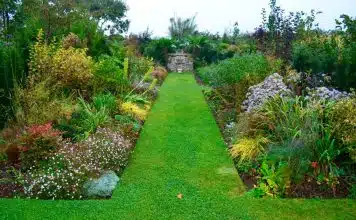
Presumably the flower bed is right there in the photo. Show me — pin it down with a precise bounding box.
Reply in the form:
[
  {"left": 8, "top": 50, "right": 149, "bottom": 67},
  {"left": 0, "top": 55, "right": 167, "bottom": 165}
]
[
  {"left": 0, "top": 32, "right": 168, "bottom": 200},
  {"left": 199, "top": 67, "right": 356, "bottom": 198}
]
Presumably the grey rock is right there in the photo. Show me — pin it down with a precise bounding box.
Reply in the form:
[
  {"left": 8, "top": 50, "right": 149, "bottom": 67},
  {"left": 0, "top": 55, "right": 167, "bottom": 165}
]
[{"left": 83, "top": 171, "right": 119, "bottom": 198}]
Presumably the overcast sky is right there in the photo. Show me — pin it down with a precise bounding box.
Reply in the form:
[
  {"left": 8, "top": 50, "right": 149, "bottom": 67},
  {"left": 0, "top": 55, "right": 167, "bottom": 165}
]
[{"left": 125, "top": 0, "right": 356, "bottom": 37}]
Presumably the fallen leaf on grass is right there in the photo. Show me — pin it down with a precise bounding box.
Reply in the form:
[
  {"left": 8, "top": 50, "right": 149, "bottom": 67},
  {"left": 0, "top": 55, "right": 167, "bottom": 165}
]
[{"left": 177, "top": 193, "right": 183, "bottom": 199}]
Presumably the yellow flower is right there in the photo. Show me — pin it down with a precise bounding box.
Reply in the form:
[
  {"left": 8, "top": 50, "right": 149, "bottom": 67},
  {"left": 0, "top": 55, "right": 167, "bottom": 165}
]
[{"left": 120, "top": 102, "right": 150, "bottom": 121}]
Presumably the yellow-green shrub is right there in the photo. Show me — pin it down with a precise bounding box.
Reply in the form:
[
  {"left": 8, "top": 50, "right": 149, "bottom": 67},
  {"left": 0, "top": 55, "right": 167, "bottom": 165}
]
[
  {"left": 120, "top": 101, "right": 150, "bottom": 121},
  {"left": 29, "top": 30, "right": 93, "bottom": 90},
  {"left": 52, "top": 47, "right": 93, "bottom": 89},
  {"left": 13, "top": 80, "right": 74, "bottom": 125},
  {"left": 28, "top": 29, "right": 56, "bottom": 83},
  {"left": 329, "top": 98, "right": 356, "bottom": 161}
]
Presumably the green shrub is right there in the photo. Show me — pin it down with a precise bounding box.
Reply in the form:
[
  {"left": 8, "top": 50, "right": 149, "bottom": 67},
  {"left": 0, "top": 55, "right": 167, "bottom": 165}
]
[
  {"left": 128, "top": 56, "right": 154, "bottom": 83},
  {"left": 292, "top": 23, "right": 356, "bottom": 90},
  {"left": 92, "top": 55, "right": 130, "bottom": 94},
  {"left": 329, "top": 98, "right": 356, "bottom": 162},
  {"left": 143, "top": 38, "right": 175, "bottom": 66},
  {"left": 233, "top": 96, "right": 355, "bottom": 197},
  {"left": 197, "top": 54, "right": 282, "bottom": 111},
  {"left": 197, "top": 54, "right": 271, "bottom": 87},
  {"left": 13, "top": 80, "right": 75, "bottom": 126},
  {"left": 254, "top": 160, "right": 291, "bottom": 197},
  {"left": 56, "top": 98, "right": 109, "bottom": 141},
  {"left": 292, "top": 35, "right": 339, "bottom": 74},
  {"left": 259, "top": 96, "right": 321, "bottom": 142},
  {"left": 92, "top": 93, "right": 117, "bottom": 115},
  {"left": 313, "top": 129, "right": 341, "bottom": 186},
  {"left": 349, "top": 184, "right": 356, "bottom": 199}
]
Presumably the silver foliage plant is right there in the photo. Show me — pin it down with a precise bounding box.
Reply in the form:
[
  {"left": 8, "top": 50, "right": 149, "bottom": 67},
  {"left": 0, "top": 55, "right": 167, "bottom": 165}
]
[{"left": 242, "top": 73, "right": 292, "bottom": 112}]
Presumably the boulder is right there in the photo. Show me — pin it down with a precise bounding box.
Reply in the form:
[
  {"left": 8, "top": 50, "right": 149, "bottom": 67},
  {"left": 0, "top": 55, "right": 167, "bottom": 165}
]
[{"left": 83, "top": 171, "right": 119, "bottom": 198}]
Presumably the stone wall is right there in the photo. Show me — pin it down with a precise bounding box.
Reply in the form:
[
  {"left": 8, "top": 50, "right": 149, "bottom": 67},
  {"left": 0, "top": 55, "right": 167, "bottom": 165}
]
[{"left": 167, "top": 52, "right": 193, "bottom": 72}]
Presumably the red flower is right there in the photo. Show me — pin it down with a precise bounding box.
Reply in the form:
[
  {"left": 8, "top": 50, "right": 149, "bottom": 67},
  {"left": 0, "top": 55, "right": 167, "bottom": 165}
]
[
  {"left": 311, "top": 161, "right": 318, "bottom": 169},
  {"left": 27, "top": 122, "right": 61, "bottom": 138}
]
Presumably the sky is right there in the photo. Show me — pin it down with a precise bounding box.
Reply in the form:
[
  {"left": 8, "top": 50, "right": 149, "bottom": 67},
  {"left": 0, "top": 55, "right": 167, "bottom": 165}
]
[{"left": 124, "top": 0, "right": 356, "bottom": 37}]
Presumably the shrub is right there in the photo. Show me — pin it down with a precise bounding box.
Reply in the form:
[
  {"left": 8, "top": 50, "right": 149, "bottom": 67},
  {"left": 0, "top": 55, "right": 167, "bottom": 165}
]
[
  {"left": 120, "top": 101, "right": 150, "bottom": 121},
  {"left": 128, "top": 56, "right": 154, "bottom": 83},
  {"left": 151, "top": 66, "right": 168, "bottom": 83},
  {"left": 12, "top": 80, "right": 75, "bottom": 125},
  {"left": 292, "top": 35, "right": 339, "bottom": 74},
  {"left": 233, "top": 95, "right": 355, "bottom": 196},
  {"left": 56, "top": 98, "right": 109, "bottom": 141},
  {"left": 92, "top": 55, "right": 130, "bottom": 94},
  {"left": 92, "top": 93, "right": 118, "bottom": 115},
  {"left": 197, "top": 54, "right": 282, "bottom": 111},
  {"left": 197, "top": 54, "right": 272, "bottom": 87},
  {"left": 5, "top": 123, "right": 62, "bottom": 170},
  {"left": 313, "top": 129, "right": 341, "bottom": 186},
  {"left": 29, "top": 30, "right": 94, "bottom": 91},
  {"left": 254, "top": 161, "right": 291, "bottom": 197},
  {"left": 259, "top": 96, "right": 321, "bottom": 143},
  {"left": 329, "top": 98, "right": 356, "bottom": 162},
  {"left": 143, "top": 38, "right": 175, "bottom": 65},
  {"left": 292, "top": 28, "right": 356, "bottom": 90},
  {"left": 51, "top": 46, "right": 93, "bottom": 89}
]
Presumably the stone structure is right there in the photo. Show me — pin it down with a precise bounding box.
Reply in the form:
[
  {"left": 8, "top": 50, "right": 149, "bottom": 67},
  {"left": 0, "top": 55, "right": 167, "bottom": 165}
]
[{"left": 167, "top": 52, "right": 193, "bottom": 72}]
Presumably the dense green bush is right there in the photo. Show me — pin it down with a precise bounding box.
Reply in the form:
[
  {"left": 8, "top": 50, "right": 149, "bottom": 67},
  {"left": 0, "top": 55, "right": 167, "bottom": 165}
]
[
  {"left": 292, "top": 35, "right": 339, "bottom": 74},
  {"left": 292, "top": 15, "right": 356, "bottom": 90},
  {"left": 197, "top": 54, "right": 279, "bottom": 87},
  {"left": 128, "top": 56, "right": 154, "bottom": 83},
  {"left": 197, "top": 54, "right": 282, "bottom": 112},
  {"left": 92, "top": 55, "right": 130, "bottom": 94},
  {"left": 143, "top": 38, "right": 175, "bottom": 66}
]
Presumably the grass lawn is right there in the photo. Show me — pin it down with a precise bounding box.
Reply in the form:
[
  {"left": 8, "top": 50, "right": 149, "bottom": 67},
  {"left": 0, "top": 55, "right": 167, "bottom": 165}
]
[{"left": 1, "top": 73, "right": 355, "bottom": 220}]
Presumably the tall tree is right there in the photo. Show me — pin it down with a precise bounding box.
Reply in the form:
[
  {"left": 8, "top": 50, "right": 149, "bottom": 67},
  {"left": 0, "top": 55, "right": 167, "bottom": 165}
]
[
  {"left": 0, "top": 0, "right": 20, "bottom": 40},
  {"left": 168, "top": 15, "right": 198, "bottom": 41},
  {"left": 85, "top": 0, "right": 129, "bottom": 34}
]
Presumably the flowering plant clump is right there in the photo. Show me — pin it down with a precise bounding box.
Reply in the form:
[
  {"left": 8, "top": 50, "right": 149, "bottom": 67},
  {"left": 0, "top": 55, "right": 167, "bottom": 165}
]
[
  {"left": 24, "top": 153, "right": 87, "bottom": 199},
  {"left": 58, "top": 127, "right": 132, "bottom": 175},
  {"left": 305, "top": 87, "right": 352, "bottom": 101},
  {"left": 26, "top": 122, "right": 61, "bottom": 138},
  {"left": 23, "top": 127, "right": 132, "bottom": 199},
  {"left": 20, "top": 123, "right": 62, "bottom": 170},
  {"left": 242, "top": 73, "right": 292, "bottom": 112}
]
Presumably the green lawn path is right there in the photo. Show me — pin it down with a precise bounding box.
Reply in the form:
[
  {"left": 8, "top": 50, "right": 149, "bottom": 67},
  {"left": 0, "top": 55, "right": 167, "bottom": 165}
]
[{"left": 1, "top": 73, "right": 355, "bottom": 219}]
